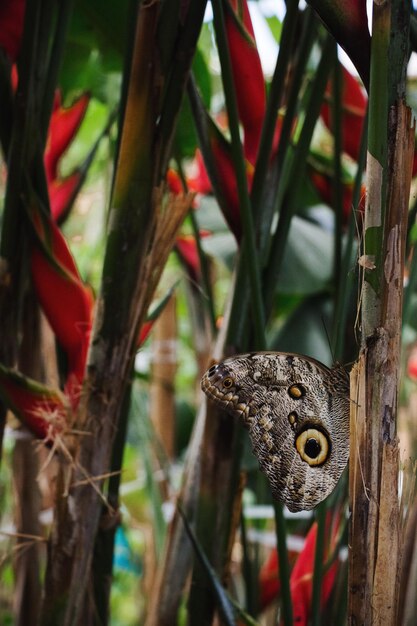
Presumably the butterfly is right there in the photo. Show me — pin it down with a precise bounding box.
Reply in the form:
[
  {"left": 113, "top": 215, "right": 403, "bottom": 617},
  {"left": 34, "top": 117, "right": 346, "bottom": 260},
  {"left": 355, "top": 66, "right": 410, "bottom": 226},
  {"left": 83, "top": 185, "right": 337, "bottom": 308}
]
[{"left": 201, "top": 352, "right": 350, "bottom": 512}]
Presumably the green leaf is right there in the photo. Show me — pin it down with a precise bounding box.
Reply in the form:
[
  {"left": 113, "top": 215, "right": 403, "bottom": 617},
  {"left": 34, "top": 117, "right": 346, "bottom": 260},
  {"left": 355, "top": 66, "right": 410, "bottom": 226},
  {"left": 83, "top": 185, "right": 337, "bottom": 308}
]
[
  {"left": 266, "top": 15, "right": 282, "bottom": 42},
  {"left": 270, "top": 294, "right": 334, "bottom": 366},
  {"left": 277, "top": 214, "right": 333, "bottom": 295},
  {"left": 174, "top": 48, "right": 211, "bottom": 159}
]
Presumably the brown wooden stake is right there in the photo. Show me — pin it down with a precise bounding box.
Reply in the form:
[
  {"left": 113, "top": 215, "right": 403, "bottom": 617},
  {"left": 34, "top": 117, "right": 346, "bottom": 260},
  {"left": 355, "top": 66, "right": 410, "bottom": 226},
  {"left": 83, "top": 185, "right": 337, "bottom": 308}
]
[
  {"left": 150, "top": 294, "right": 177, "bottom": 460},
  {"left": 348, "top": 102, "right": 415, "bottom": 625},
  {"left": 12, "top": 433, "right": 42, "bottom": 626}
]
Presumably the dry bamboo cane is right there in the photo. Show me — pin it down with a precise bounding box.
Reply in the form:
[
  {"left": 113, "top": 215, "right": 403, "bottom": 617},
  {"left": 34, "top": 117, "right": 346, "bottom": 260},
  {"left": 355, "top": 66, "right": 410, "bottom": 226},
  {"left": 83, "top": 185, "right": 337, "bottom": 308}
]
[{"left": 349, "top": 102, "right": 415, "bottom": 625}]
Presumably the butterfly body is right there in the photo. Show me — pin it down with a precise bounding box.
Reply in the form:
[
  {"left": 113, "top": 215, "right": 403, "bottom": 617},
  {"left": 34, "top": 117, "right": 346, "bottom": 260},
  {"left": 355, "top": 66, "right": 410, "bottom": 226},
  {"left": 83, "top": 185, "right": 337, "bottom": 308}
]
[{"left": 201, "top": 352, "right": 350, "bottom": 512}]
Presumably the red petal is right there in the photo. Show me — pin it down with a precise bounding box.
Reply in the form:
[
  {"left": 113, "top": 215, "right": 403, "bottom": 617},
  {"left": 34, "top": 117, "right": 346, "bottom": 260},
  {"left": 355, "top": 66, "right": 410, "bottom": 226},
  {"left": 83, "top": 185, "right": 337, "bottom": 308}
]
[
  {"left": 225, "top": 0, "right": 265, "bottom": 164},
  {"left": 258, "top": 543, "right": 300, "bottom": 610},
  {"left": 321, "top": 66, "right": 367, "bottom": 161},
  {"left": 44, "top": 93, "right": 90, "bottom": 181},
  {"left": 166, "top": 169, "right": 183, "bottom": 194},
  {"left": 0, "top": 366, "right": 65, "bottom": 440},
  {"left": 175, "top": 234, "right": 204, "bottom": 283},
  {"left": 289, "top": 513, "right": 340, "bottom": 624},
  {"left": 138, "top": 320, "right": 154, "bottom": 347},
  {"left": 210, "top": 132, "right": 254, "bottom": 241},
  {"left": 188, "top": 149, "right": 212, "bottom": 195},
  {"left": 30, "top": 217, "right": 92, "bottom": 399},
  {"left": 408, "top": 346, "right": 417, "bottom": 380},
  {"left": 0, "top": 0, "right": 25, "bottom": 61},
  {"left": 49, "top": 171, "right": 82, "bottom": 222},
  {"left": 259, "top": 549, "right": 281, "bottom": 609}
]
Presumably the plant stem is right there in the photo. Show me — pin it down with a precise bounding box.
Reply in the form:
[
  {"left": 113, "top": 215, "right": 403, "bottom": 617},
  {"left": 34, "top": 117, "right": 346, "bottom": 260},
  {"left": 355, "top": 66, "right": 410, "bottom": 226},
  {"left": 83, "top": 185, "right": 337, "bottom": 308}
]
[
  {"left": 264, "top": 33, "right": 334, "bottom": 314},
  {"left": 333, "top": 108, "right": 368, "bottom": 362},
  {"left": 273, "top": 503, "right": 293, "bottom": 626},
  {"left": 211, "top": 0, "right": 266, "bottom": 349},
  {"left": 311, "top": 502, "right": 326, "bottom": 626},
  {"left": 330, "top": 47, "right": 343, "bottom": 359},
  {"left": 250, "top": 0, "right": 300, "bottom": 215}
]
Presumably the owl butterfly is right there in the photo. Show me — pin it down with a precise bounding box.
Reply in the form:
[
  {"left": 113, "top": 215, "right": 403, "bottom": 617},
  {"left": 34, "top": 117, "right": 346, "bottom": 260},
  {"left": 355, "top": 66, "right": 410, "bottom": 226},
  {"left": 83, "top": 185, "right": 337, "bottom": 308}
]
[{"left": 201, "top": 352, "right": 350, "bottom": 512}]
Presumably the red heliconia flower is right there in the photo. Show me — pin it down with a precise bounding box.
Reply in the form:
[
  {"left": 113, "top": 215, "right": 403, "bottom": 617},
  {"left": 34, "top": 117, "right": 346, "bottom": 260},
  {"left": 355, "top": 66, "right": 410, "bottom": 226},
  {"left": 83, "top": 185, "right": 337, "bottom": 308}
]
[
  {"left": 258, "top": 544, "right": 299, "bottom": 611},
  {"left": 136, "top": 290, "right": 178, "bottom": 348},
  {"left": 44, "top": 93, "right": 90, "bottom": 224},
  {"left": 321, "top": 65, "right": 367, "bottom": 162},
  {"left": 166, "top": 168, "right": 183, "bottom": 195},
  {"left": 49, "top": 171, "right": 83, "bottom": 223},
  {"left": 306, "top": 0, "right": 370, "bottom": 89},
  {"left": 29, "top": 209, "right": 93, "bottom": 407},
  {"left": 0, "top": 365, "right": 66, "bottom": 441},
  {"left": 259, "top": 548, "right": 281, "bottom": 610},
  {"left": 138, "top": 321, "right": 154, "bottom": 347},
  {"left": 188, "top": 149, "right": 212, "bottom": 195},
  {"left": 289, "top": 513, "right": 340, "bottom": 625},
  {"left": 225, "top": 0, "right": 266, "bottom": 164},
  {"left": 408, "top": 345, "right": 417, "bottom": 380},
  {"left": 44, "top": 93, "right": 90, "bottom": 182},
  {"left": 175, "top": 231, "right": 211, "bottom": 283},
  {"left": 209, "top": 126, "right": 254, "bottom": 241},
  {"left": 0, "top": 0, "right": 25, "bottom": 61}
]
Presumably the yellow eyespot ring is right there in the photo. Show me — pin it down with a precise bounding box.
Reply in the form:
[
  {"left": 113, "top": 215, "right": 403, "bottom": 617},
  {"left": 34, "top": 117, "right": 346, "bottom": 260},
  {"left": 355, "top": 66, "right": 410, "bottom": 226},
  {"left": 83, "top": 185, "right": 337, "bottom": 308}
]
[
  {"left": 295, "top": 427, "right": 330, "bottom": 466},
  {"left": 222, "top": 377, "right": 233, "bottom": 389},
  {"left": 288, "top": 384, "right": 305, "bottom": 399}
]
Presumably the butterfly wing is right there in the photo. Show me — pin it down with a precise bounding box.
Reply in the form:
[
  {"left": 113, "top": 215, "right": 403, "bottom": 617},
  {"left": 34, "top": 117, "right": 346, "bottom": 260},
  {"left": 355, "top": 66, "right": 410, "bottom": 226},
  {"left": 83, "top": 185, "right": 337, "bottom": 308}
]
[{"left": 201, "top": 352, "right": 350, "bottom": 511}]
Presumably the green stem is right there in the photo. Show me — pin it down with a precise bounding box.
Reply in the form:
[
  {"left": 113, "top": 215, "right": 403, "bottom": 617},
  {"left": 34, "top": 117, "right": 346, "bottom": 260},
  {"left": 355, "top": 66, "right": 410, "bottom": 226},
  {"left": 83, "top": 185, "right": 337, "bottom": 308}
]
[
  {"left": 330, "top": 47, "right": 343, "bottom": 359},
  {"left": 250, "top": 0, "right": 300, "bottom": 214},
  {"left": 175, "top": 156, "right": 217, "bottom": 333},
  {"left": 264, "top": 33, "right": 334, "bottom": 314},
  {"left": 273, "top": 503, "right": 293, "bottom": 626},
  {"left": 333, "top": 108, "right": 368, "bottom": 361},
  {"left": 211, "top": 0, "right": 266, "bottom": 349},
  {"left": 92, "top": 378, "right": 132, "bottom": 626},
  {"left": 311, "top": 502, "right": 326, "bottom": 626},
  {"left": 156, "top": 0, "right": 208, "bottom": 177},
  {"left": 40, "top": 0, "right": 74, "bottom": 144},
  {"left": 258, "top": 7, "right": 318, "bottom": 254},
  {"left": 240, "top": 512, "right": 257, "bottom": 616},
  {"left": 403, "top": 243, "right": 417, "bottom": 327}
]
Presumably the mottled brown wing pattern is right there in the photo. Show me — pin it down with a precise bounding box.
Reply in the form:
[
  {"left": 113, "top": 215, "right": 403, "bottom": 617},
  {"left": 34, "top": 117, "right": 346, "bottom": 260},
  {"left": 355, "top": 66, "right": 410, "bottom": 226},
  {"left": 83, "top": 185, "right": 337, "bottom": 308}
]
[{"left": 201, "top": 352, "right": 350, "bottom": 512}]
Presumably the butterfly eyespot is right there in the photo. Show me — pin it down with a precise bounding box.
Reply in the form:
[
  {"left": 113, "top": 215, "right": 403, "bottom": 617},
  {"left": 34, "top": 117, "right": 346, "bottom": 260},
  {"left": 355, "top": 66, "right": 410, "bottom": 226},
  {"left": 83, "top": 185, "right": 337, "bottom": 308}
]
[
  {"left": 222, "top": 377, "right": 234, "bottom": 389},
  {"left": 295, "top": 427, "right": 330, "bottom": 466},
  {"left": 288, "top": 384, "right": 305, "bottom": 399}
]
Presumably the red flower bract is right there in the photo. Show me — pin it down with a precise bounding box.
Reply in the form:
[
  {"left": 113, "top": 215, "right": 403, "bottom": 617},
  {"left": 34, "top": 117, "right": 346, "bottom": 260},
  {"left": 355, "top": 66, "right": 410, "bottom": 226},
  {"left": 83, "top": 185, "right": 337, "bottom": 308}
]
[
  {"left": 225, "top": 0, "right": 266, "bottom": 164},
  {"left": 44, "top": 93, "right": 90, "bottom": 183},
  {"left": 321, "top": 65, "right": 367, "bottom": 161},
  {"left": 289, "top": 513, "right": 340, "bottom": 625},
  {"left": 49, "top": 171, "right": 83, "bottom": 223},
  {"left": 0, "top": 365, "right": 66, "bottom": 441},
  {"left": 29, "top": 213, "right": 93, "bottom": 406}
]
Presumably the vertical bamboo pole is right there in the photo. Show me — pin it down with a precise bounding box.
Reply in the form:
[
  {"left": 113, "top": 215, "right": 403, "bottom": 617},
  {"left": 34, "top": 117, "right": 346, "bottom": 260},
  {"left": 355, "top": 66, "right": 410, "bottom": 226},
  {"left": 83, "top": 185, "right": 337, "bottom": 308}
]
[
  {"left": 12, "top": 434, "right": 42, "bottom": 625},
  {"left": 150, "top": 295, "right": 177, "bottom": 460},
  {"left": 348, "top": 2, "right": 414, "bottom": 623}
]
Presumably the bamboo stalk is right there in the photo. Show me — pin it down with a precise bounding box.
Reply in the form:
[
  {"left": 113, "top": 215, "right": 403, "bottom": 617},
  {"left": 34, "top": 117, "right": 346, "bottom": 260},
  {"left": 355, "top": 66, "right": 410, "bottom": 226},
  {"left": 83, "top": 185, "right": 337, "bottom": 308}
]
[
  {"left": 39, "top": 1, "right": 203, "bottom": 621},
  {"left": 349, "top": 69, "right": 414, "bottom": 626},
  {"left": 150, "top": 295, "right": 177, "bottom": 460},
  {"left": 211, "top": 0, "right": 266, "bottom": 348}
]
